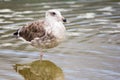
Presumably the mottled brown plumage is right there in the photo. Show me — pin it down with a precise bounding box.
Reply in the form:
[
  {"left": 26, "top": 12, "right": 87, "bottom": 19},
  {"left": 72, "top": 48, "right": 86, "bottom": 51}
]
[{"left": 19, "top": 20, "right": 45, "bottom": 41}]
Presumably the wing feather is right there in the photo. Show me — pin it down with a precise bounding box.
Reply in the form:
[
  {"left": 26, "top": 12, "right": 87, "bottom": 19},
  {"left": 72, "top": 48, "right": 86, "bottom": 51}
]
[{"left": 19, "top": 20, "right": 46, "bottom": 41}]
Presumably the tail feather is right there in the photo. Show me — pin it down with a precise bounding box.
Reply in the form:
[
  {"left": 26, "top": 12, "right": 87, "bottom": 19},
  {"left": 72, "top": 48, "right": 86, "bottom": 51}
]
[{"left": 13, "top": 30, "right": 19, "bottom": 38}]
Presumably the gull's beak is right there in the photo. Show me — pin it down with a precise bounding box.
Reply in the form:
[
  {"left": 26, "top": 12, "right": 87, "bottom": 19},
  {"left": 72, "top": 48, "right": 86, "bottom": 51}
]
[
  {"left": 62, "top": 17, "right": 67, "bottom": 22},
  {"left": 63, "top": 18, "right": 67, "bottom": 22}
]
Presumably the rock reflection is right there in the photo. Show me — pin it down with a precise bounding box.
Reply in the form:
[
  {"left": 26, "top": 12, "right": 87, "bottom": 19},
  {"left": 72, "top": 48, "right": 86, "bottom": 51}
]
[{"left": 14, "top": 60, "right": 64, "bottom": 80}]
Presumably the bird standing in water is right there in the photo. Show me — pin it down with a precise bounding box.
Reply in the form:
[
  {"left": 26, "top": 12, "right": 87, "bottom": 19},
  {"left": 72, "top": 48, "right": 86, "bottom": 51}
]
[{"left": 13, "top": 9, "right": 67, "bottom": 60}]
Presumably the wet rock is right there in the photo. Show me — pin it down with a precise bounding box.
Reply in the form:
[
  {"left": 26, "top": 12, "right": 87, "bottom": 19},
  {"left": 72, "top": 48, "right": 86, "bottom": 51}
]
[{"left": 14, "top": 60, "right": 64, "bottom": 80}]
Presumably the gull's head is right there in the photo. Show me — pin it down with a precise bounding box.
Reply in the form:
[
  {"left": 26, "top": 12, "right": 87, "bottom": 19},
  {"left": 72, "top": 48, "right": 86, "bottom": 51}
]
[{"left": 45, "top": 9, "right": 66, "bottom": 23}]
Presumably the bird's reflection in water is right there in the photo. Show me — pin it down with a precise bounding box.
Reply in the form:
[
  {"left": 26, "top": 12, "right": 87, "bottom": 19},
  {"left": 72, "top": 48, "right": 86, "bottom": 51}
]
[{"left": 14, "top": 60, "right": 64, "bottom": 80}]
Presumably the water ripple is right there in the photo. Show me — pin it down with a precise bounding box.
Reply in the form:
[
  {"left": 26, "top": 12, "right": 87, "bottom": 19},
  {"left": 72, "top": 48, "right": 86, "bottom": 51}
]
[{"left": 0, "top": 0, "right": 120, "bottom": 80}]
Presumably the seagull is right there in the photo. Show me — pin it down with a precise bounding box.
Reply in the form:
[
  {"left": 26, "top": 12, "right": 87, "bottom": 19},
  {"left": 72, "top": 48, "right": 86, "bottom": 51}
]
[{"left": 13, "top": 9, "right": 67, "bottom": 60}]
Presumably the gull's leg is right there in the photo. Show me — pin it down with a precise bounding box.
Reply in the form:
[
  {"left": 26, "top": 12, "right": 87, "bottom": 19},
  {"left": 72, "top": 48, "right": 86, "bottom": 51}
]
[{"left": 40, "top": 49, "right": 43, "bottom": 61}]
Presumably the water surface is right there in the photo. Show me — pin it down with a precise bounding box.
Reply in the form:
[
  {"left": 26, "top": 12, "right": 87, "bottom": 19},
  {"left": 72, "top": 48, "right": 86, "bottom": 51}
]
[{"left": 0, "top": 0, "right": 120, "bottom": 80}]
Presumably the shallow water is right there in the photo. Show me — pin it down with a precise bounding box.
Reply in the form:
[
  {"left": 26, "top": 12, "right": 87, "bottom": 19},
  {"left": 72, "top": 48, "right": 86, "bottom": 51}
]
[{"left": 0, "top": 0, "right": 120, "bottom": 80}]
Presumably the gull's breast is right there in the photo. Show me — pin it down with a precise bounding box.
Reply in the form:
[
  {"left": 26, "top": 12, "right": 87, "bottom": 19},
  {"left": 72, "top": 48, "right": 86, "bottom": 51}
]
[
  {"left": 31, "top": 22, "right": 66, "bottom": 49},
  {"left": 30, "top": 34, "right": 60, "bottom": 49}
]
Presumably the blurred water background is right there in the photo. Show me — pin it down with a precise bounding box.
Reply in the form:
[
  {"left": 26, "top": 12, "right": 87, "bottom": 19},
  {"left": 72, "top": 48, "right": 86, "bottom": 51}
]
[{"left": 0, "top": 0, "right": 120, "bottom": 80}]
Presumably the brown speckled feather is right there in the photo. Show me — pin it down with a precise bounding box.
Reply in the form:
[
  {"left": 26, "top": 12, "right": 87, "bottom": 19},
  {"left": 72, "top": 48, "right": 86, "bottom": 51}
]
[{"left": 19, "top": 20, "right": 46, "bottom": 41}]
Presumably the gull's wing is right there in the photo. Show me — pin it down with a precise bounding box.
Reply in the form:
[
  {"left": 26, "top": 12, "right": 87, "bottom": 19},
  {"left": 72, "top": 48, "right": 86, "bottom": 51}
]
[{"left": 14, "top": 20, "right": 46, "bottom": 41}]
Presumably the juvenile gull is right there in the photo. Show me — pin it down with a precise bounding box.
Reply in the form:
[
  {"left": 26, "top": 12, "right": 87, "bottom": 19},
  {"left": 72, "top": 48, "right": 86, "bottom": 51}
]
[{"left": 13, "top": 9, "right": 67, "bottom": 60}]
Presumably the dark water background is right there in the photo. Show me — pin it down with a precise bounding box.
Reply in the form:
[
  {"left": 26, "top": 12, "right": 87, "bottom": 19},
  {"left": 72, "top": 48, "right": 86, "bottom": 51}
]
[{"left": 0, "top": 0, "right": 120, "bottom": 80}]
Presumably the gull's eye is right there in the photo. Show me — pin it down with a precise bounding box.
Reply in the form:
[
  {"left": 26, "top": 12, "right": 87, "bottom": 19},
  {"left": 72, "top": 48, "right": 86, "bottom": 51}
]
[{"left": 51, "top": 12, "right": 56, "bottom": 16}]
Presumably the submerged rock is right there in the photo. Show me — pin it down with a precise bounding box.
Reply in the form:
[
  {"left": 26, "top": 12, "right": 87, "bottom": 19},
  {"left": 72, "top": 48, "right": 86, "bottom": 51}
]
[{"left": 14, "top": 60, "right": 64, "bottom": 80}]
